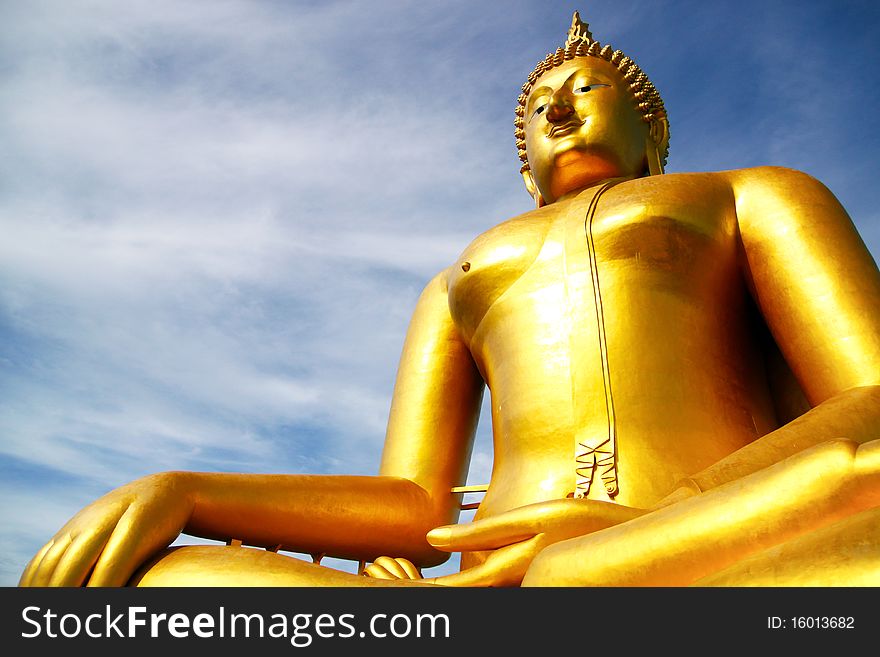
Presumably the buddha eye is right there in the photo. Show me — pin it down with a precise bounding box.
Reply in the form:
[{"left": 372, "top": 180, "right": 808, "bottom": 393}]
[
  {"left": 531, "top": 104, "right": 547, "bottom": 119},
  {"left": 574, "top": 83, "right": 609, "bottom": 94}
]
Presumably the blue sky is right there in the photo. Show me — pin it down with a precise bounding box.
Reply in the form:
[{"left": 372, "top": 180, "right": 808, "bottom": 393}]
[{"left": 1, "top": 0, "right": 878, "bottom": 585}]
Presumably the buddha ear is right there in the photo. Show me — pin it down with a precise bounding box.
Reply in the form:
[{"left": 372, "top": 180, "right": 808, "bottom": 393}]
[
  {"left": 521, "top": 170, "right": 546, "bottom": 208},
  {"left": 646, "top": 115, "right": 669, "bottom": 176}
]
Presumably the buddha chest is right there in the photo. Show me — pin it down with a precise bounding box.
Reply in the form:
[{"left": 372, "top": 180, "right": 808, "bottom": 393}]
[{"left": 447, "top": 173, "right": 739, "bottom": 351}]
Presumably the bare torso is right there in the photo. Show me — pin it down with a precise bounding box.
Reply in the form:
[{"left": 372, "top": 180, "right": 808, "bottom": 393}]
[{"left": 448, "top": 171, "right": 780, "bottom": 521}]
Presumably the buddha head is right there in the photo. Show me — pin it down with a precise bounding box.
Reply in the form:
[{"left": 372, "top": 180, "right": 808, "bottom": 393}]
[{"left": 516, "top": 12, "right": 670, "bottom": 206}]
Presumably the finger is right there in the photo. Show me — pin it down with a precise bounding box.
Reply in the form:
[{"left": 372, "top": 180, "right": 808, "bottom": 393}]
[
  {"left": 363, "top": 563, "right": 396, "bottom": 579},
  {"left": 373, "top": 556, "right": 410, "bottom": 579},
  {"left": 396, "top": 558, "right": 422, "bottom": 579},
  {"left": 87, "top": 505, "right": 146, "bottom": 587},
  {"left": 29, "top": 533, "right": 73, "bottom": 587},
  {"left": 428, "top": 498, "right": 648, "bottom": 552},
  {"left": 48, "top": 526, "right": 113, "bottom": 587},
  {"left": 427, "top": 514, "right": 537, "bottom": 551},
  {"left": 88, "top": 499, "right": 188, "bottom": 587},
  {"left": 19, "top": 540, "right": 56, "bottom": 587},
  {"left": 425, "top": 501, "right": 581, "bottom": 550}
]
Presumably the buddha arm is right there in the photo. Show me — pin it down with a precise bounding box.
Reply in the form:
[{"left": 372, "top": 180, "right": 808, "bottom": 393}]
[
  {"left": 180, "top": 473, "right": 454, "bottom": 565},
  {"left": 672, "top": 166, "right": 880, "bottom": 497},
  {"left": 181, "top": 269, "right": 480, "bottom": 560},
  {"left": 185, "top": 269, "right": 484, "bottom": 565}
]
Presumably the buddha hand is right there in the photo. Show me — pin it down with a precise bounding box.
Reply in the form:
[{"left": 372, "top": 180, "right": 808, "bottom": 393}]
[
  {"left": 366, "top": 498, "right": 645, "bottom": 586},
  {"left": 363, "top": 556, "right": 423, "bottom": 580},
  {"left": 19, "top": 472, "right": 194, "bottom": 587}
]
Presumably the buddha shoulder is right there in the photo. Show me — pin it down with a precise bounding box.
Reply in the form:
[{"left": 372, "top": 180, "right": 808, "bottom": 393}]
[
  {"left": 698, "top": 165, "right": 827, "bottom": 206},
  {"left": 717, "top": 165, "right": 843, "bottom": 231}
]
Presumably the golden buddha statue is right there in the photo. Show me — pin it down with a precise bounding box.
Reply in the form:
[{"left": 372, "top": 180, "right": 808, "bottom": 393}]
[{"left": 20, "top": 12, "right": 880, "bottom": 588}]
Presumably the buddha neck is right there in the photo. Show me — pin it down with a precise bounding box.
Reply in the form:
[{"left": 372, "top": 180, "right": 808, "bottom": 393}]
[{"left": 551, "top": 172, "right": 641, "bottom": 205}]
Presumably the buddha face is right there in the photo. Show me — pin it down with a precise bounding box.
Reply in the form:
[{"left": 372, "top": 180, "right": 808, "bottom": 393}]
[{"left": 524, "top": 57, "right": 650, "bottom": 204}]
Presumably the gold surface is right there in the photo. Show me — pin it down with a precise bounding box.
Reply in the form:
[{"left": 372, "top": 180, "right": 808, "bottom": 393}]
[{"left": 20, "top": 12, "right": 880, "bottom": 587}]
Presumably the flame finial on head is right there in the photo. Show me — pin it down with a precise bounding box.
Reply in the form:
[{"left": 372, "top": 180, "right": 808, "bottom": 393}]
[{"left": 566, "top": 11, "right": 593, "bottom": 46}]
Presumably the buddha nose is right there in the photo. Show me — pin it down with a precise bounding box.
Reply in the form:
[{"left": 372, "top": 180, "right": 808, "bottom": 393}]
[{"left": 546, "top": 88, "right": 575, "bottom": 122}]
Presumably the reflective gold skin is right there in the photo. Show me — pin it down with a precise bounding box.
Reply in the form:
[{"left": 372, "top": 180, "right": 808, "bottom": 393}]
[{"left": 20, "top": 55, "right": 880, "bottom": 588}]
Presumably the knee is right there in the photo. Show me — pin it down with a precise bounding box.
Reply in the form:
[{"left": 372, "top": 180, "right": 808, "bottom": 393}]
[{"left": 854, "top": 439, "right": 880, "bottom": 505}]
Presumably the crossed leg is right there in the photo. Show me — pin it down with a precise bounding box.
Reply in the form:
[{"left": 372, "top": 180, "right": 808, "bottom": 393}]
[
  {"left": 132, "top": 545, "right": 436, "bottom": 587},
  {"left": 694, "top": 506, "right": 880, "bottom": 585}
]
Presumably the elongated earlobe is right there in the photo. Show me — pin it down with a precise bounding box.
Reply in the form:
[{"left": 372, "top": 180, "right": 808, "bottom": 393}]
[
  {"left": 646, "top": 138, "right": 665, "bottom": 176},
  {"left": 646, "top": 117, "right": 669, "bottom": 176},
  {"left": 522, "top": 170, "right": 546, "bottom": 208}
]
